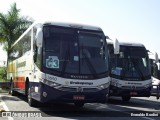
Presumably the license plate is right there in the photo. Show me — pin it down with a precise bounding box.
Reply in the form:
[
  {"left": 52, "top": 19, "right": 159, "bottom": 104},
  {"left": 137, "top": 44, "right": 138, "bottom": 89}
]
[
  {"left": 130, "top": 92, "right": 137, "bottom": 96},
  {"left": 73, "top": 95, "right": 85, "bottom": 100}
]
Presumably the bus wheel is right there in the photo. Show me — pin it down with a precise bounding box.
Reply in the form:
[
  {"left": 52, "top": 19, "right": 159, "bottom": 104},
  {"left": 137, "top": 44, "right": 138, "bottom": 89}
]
[
  {"left": 74, "top": 102, "right": 84, "bottom": 107},
  {"left": 10, "top": 81, "right": 17, "bottom": 96},
  {"left": 122, "top": 96, "right": 131, "bottom": 102},
  {"left": 28, "top": 88, "right": 37, "bottom": 107},
  {"left": 25, "top": 79, "right": 29, "bottom": 96}
]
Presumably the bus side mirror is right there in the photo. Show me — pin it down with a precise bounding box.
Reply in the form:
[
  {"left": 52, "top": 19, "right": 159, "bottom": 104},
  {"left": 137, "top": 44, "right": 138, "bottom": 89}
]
[
  {"left": 36, "top": 28, "right": 43, "bottom": 48},
  {"left": 155, "top": 52, "right": 159, "bottom": 63},
  {"left": 105, "top": 36, "right": 110, "bottom": 40},
  {"left": 113, "top": 39, "right": 120, "bottom": 54}
]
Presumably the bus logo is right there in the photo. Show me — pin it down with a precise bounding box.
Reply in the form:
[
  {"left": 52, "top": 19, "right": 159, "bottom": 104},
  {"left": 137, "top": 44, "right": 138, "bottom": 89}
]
[
  {"left": 77, "top": 87, "right": 83, "bottom": 92},
  {"left": 131, "top": 86, "right": 136, "bottom": 90}
]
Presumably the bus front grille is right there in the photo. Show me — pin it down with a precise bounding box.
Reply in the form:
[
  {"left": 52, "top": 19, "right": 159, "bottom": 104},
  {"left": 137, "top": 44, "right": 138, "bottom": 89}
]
[
  {"left": 121, "top": 86, "right": 145, "bottom": 90},
  {"left": 57, "top": 87, "right": 99, "bottom": 92},
  {"left": 58, "top": 87, "right": 77, "bottom": 92},
  {"left": 83, "top": 88, "right": 99, "bottom": 92}
]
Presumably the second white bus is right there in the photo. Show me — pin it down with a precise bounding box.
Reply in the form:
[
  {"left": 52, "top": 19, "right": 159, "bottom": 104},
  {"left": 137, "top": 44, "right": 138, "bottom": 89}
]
[
  {"left": 148, "top": 52, "right": 160, "bottom": 94},
  {"left": 107, "top": 40, "right": 152, "bottom": 101}
]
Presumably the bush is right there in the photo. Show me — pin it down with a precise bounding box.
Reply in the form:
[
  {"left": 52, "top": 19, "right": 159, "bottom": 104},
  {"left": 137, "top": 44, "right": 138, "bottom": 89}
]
[{"left": 0, "top": 67, "right": 7, "bottom": 82}]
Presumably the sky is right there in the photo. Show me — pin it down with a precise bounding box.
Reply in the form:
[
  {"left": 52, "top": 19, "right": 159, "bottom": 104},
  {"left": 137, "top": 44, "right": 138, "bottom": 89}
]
[{"left": 0, "top": 0, "right": 160, "bottom": 62}]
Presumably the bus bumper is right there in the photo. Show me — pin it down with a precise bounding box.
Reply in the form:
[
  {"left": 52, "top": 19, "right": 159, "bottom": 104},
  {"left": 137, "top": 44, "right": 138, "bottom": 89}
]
[
  {"left": 38, "top": 82, "right": 109, "bottom": 103},
  {"left": 109, "top": 85, "right": 151, "bottom": 97}
]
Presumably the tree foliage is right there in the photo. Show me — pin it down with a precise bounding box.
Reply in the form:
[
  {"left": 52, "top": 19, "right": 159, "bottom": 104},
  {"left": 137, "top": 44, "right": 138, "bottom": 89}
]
[
  {"left": 0, "top": 2, "right": 33, "bottom": 58},
  {"left": 0, "top": 67, "right": 7, "bottom": 82}
]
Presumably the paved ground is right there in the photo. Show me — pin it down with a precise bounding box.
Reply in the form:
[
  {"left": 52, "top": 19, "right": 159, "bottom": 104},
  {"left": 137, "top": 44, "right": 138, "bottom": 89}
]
[
  {"left": 0, "top": 92, "right": 160, "bottom": 120},
  {"left": 0, "top": 89, "right": 8, "bottom": 112}
]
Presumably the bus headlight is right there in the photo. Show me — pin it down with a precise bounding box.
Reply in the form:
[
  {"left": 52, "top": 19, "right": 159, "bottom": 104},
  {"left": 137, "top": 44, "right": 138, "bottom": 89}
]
[
  {"left": 98, "top": 82, "right": 110, "bottom": 90},
  {"left": 50, "top": 82, "right": 61, "bottom": 87},
  {"left": 43, "top": 79, "right": 61, "bottom": 87}
]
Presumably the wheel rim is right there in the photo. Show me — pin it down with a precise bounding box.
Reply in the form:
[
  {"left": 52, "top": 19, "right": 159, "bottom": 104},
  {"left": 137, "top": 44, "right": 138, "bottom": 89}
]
[
  {"left": 28, "top": 88, "right": 31, "bottom": 103},
  {"left": 10, "top": 82, "right": 13, "bottom": 94}
]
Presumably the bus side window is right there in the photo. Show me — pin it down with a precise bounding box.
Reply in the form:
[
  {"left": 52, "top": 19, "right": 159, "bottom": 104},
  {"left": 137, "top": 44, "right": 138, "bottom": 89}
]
[{"left": 33, "top": 27, "right": 41, "bottom": 69}]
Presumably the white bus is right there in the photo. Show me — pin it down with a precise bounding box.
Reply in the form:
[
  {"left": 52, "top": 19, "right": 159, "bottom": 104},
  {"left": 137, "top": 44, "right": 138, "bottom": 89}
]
[
  {"left": 7, "top": 21, "right": 110, "bottom": 107},
  {"left": 107, "top": 40, "right": 152, "bottom": 101},
  {"left": 148, "top": 52, "right": 160, "bottom": 94}
]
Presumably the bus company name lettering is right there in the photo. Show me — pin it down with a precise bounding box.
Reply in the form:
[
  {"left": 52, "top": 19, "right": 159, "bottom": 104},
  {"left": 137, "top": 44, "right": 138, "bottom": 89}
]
[
  {"left": 70, "top": 81, "right": 93, "bottom": 85},
  {"left": 126, "top": 82, "right": 142, "bottom": 85}
]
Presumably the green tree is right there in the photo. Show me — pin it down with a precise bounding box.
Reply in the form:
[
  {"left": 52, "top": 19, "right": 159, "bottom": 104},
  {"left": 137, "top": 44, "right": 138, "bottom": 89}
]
[{"left": 0, "top": 2, "right": 33, "bottom": 60}]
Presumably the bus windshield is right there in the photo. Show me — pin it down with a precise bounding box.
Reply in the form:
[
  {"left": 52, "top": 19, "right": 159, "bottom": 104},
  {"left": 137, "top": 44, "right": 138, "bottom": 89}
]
[
  {"left": 108, "top": 45, "right": 151, "bottom": 80},
  {"left": 43, "top": 26, "right": 108, "bottom": 78}
]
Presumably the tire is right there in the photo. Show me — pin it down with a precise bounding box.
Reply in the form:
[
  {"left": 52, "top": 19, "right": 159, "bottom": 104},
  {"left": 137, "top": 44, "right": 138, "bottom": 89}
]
[
  {"left": 28, "top": 88, "right": 37, "bottom": 107},
  {"left": 74, "top": 102, "right": 84, "bottom": 107},
  {"left": 10, "top": 80, "right": 17, "bottom": 96},
  {"left": 25, "top": 80, "right": 29, "bottom": 96},
  {"left": 122, "top": 96, "right": 131, "bottom": 102}
]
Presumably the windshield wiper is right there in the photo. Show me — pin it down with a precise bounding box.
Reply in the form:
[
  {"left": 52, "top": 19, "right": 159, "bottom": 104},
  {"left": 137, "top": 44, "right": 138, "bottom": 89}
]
[
  {"left": 120, "top": 58, "right": 128, "bottom": 80},
  {"left": 81, "top": 49, "right": 98, "bottom": 78},
  {"left": 61, "top": 46, "right": 70, "bottom": 76}
]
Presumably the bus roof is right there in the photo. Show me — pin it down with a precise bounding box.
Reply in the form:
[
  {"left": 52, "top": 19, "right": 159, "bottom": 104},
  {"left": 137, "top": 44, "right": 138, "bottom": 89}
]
[
  {"left": 12, "top": 21, "right": 103, "bottom": 47},
  {"left": 107, "top": 40, "right": 145, "bottom": 47},
  {"left": 41, "top": 21, "right": 103, "bottom": 31}
]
